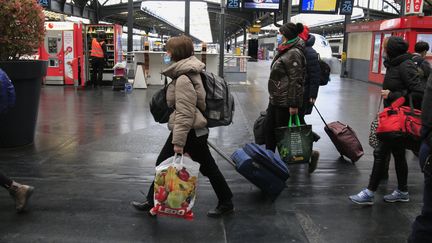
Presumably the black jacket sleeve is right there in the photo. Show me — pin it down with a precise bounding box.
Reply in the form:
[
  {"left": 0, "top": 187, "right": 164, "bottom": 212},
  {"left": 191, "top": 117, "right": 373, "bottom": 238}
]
[
  {"left": 101, "top": 42, "right": 108, "bottom": 61},
  {"left": 422, "top": 75, "right": 432, "bottom": 142},
  {"left": 421, "top": 60, "right": 431, "bottom": 81},
  {"left": 389, "top": 61, "right": 424, "bottom": 103},
  {"left": 305, "top": 47, "right": 320, "bottom": 99}
]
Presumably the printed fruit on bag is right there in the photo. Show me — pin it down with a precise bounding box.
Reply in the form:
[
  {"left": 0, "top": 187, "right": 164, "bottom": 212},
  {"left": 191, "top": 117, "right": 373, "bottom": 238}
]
[
  {"left": 155, "top": 171, "right": 166, "bottom": 186},
  {"left": 155, "top": 186, "right": 168, "bottom": 202},
  {"left": 167, "top": 190, "right": 187, "bottom": 208},
  {"left": 177, "top": 167, "right": 190, "bottom": 181}
]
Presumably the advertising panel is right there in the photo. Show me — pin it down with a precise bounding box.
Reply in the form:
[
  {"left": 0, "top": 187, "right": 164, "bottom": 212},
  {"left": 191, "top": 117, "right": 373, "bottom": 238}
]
[
  {"left": 299, "top": 0, "right": 339, "bottom": 14},
  {"left": 405, "top": 0, "right": 424, "bottom": 15},
  {"left": 243, "top": 0, "right": 280, "bottom": 11},
  {"left": 63, "top": 31, "right": 74, "bottom": 83}
]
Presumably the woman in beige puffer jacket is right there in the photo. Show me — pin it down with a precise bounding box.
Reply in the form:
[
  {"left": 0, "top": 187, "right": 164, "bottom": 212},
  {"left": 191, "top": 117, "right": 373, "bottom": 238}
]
[{"left": 131, "top": 36, "right": 233, "bottom": 217}]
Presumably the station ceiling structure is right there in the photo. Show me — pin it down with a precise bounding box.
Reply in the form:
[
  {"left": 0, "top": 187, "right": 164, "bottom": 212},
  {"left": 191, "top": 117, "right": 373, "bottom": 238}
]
[
  {"left": 41, "top": 0, "right": 432, "bottom": 43},
  {"left": 43, "top": 0, "right": 202, "bottom": 42}
]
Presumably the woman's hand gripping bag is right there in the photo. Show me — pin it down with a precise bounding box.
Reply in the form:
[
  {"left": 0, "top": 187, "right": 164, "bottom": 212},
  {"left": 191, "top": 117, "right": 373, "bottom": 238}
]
[{"left": 150, "top": 155, "right": 200, "bottom": 220}]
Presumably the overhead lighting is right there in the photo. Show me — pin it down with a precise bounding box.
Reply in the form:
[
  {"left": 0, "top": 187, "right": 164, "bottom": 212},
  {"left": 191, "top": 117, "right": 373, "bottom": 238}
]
[{"left": 256, "top": 20, "right": 261, "bottom": 23}]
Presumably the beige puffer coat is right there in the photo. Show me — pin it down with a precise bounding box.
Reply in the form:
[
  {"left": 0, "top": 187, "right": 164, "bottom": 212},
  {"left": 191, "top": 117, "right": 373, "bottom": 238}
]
[{"left": 162, "top": 56, "right": 207, "bottom": 147}]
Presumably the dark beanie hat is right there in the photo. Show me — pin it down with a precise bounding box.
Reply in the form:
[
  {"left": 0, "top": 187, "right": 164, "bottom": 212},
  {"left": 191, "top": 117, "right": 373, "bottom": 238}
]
[
  {"left": 386, "top": 36, "right": 409, "bottom": 59},
  {"left": 280, "top": 23, "right": 304, "bottom": 40}
]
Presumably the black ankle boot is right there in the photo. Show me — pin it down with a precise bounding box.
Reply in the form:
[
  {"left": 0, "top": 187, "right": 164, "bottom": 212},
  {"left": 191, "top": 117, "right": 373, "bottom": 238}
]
[
  {"left": 131, "top": 201, "right": 153, "bottom": 212},
  {"left": 207, "top": 201, "right": 234, "bottom": 218}
]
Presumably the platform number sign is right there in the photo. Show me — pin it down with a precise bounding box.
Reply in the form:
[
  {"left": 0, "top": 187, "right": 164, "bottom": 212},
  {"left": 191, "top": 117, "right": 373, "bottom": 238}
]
[
  {"left": 38, "top": 0, "right": 50, "bottom": 8},
  {"left": 340, "top": 0, "right": 354, "bottom": 15},
  {"left": 227, "top": 0, "right": 241, "bottom": 9}
]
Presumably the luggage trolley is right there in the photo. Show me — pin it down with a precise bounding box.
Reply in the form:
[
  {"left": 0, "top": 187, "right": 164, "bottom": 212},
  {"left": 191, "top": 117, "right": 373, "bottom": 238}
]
[{"left": 112, "top": 62, "right": 128, "bottom": 91}]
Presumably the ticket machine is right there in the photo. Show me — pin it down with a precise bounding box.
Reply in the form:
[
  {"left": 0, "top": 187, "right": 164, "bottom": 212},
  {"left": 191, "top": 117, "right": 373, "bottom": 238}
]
[{"left": 39, "top": 22, "right": 84, "bottom": 86}]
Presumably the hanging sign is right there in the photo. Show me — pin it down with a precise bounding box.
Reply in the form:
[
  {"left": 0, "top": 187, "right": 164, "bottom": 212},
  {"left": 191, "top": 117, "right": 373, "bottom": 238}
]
[
  {"left": 227, "top": 0, "right": 241, "bottom": 9},
  {"left": 38, "top": 0, "right": 50, "bottom": 8},
  {"left": 339, "top": 0, "right": 354, "bottom": 15},
  {"left": 405, "top": 0, "right": 424, "bottom": 15}
]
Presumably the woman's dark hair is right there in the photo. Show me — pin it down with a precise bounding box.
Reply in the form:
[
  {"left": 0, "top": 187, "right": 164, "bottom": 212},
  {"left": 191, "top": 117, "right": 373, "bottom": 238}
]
[
  {"left": 279, "top": 23, "right": 304, "bottom": 40},
  {"left": 166, "top": 35, "right": 194, "bottom": 62},
  {"left": 415, "top": 41, "right": 430, "bottom": 53}
]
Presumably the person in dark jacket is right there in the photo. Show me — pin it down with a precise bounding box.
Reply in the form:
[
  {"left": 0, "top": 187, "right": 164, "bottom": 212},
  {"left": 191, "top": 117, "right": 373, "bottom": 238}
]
[
  {"left": 409, "top": 73, "right": 432, "bottom": 242},
  {"left": 0, "top": 68, "right": 34, "bottom": 213},
  {"left": 350, "top": 36, "right": 424, "bottom": 205},
  {"left": 264, "top": 22, "right": 306, "bottom": 153},
  {"left": 298, "top": 25, "right": 320, "bottom": 117},
  {"left": 298, "top": 25, "right": 321, "bottom": 173},
  {"left": 0, "top": 172, "right": 34, "bottom": 213},
  {"left": 412, "top": 41, "right": 431, "bottom": 84}
]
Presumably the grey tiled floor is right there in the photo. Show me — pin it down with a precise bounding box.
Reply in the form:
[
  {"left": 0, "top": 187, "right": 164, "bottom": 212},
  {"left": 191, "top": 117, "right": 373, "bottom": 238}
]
[{"left": 0, "top": 61, "right": 423, "bottom": 243}]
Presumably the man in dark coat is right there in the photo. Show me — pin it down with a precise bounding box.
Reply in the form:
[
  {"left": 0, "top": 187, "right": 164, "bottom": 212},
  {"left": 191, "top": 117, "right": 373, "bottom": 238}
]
[
  {"left": 298, "top": 25, "right": 321, "bottom": 173},
  {"left": 409, "top": 72, "right": 432, "bottom": 243},
  {"left": 298, "top": 25, "right": 320, "bottom": 117},
  {"left": 412, "top": 41, "right": 431, "bottom": 84}
]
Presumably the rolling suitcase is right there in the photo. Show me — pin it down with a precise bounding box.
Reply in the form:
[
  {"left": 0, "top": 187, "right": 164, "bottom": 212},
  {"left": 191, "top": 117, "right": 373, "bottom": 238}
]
[
  {"left": 314, "top": 105, "right": 364, "bottom": 163},
  {"left": 208, "top": 141, "right": 289, "bottom": 199}
]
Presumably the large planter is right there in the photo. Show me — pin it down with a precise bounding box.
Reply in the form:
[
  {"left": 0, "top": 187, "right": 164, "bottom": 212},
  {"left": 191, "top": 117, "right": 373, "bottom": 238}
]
[{"left": 0, "top": 60, "right": 47, "bottom": 147}]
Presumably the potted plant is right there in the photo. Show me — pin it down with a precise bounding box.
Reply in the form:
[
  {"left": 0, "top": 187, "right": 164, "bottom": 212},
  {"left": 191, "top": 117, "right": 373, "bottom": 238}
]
[{"left": 0, "top": 0, "right": 47, "bottom": 147}]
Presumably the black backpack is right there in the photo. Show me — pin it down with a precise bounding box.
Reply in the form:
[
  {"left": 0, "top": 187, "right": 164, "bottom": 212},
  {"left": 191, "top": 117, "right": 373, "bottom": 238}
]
[
  {"left": 186, "top": 71, "right": 234, "bottom": 128},
  {"left": 318, "top": 58, "right": 331, "bottom": 86},
  {"left": 412, "top": 55, "right": 426, "bottom": 82}
]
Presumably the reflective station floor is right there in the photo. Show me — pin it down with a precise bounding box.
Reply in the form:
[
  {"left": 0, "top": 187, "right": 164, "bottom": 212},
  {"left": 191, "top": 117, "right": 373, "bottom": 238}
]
[{"left": 0, "top": 61, "right": 423, "bottom": 243}]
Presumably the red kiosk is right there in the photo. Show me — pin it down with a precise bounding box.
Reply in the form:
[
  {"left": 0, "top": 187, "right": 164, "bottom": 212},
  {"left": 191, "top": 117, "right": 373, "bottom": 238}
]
[
  {"left": 346, "top": 16, "right": 432, "bottom": 84},
  {"left": 39, "top": 22, "right": 85, "bottom": 86}
]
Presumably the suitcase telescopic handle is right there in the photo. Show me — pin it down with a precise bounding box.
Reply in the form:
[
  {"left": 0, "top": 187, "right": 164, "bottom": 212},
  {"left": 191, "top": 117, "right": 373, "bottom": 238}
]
[
  {"left": 313, "top": 104, "right": 330, "bottom": 129},
  {"left": 207, "top": 141, "right": 236, "bottom": 168}
]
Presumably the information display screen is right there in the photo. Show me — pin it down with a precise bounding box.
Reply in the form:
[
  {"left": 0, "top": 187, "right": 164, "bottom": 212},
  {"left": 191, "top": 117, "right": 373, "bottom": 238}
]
[
  {"left": 243, "top": 0, "right": 281, "bottom": 11},
  {"left": 339, "top": 0, "right": 354, "bottom": 15},
  {"left": 299, "top": 0, "right": 339, "bottom": 14},
  {"left": 227, "top": 0, "right": 241, "bottom": 9}
]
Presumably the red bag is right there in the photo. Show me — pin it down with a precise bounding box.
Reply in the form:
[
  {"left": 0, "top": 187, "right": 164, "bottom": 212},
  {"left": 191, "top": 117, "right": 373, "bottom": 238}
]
[{"left": 376, "top": 96, "right": 422, "bottom": 141}]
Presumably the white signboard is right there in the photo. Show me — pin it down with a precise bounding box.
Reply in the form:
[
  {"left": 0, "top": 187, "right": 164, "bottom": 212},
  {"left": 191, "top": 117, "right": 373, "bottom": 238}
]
[
  {"left": 63, "top": 31, "right": 74, "bottom": 81},
  {"left": 405, "top": 0, "right": 424, "bottom": 15}
]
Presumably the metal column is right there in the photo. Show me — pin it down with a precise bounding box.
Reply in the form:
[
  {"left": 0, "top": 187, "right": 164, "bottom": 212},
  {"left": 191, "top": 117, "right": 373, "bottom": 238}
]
[
  {"left": 287, "top": 0, "right": 292, "bottom": 23},
  {"left": 185, "top": 0, "right": 190, "bottom": 36},
  {"left": 127, "top": 0, "right": 134, "bottom": 78},
  {"left": 340, "top": 15, "right": 351, "bottom": 78},
  {"left": 243, "top": 27, "right": 247, "bottom": 55},
  {"left": 218, "top": 1, "right": 225, "bottom": 77},
  {"left": 400, "top": 0, "right": 405, "bottom": 16},
  {"left": 282, "top": 0, "right": 288, "bottom": 24}
]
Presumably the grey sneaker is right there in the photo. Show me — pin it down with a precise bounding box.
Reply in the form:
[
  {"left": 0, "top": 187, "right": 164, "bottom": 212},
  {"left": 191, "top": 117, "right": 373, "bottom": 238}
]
[
  {"left": 349, "top": 189, "right": 374, "bottom": 205},
  {"left": 383, "top": 189, "right": 409, "bottom": 203}
]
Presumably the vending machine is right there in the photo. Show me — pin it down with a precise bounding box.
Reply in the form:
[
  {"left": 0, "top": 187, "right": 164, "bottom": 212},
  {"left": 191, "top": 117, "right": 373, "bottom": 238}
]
[
  {"left": 85, "top": 24, "right": 123, "bottom": 84},
  {"left": 39, "top": 22, "right": 85, "bottom": 86}
]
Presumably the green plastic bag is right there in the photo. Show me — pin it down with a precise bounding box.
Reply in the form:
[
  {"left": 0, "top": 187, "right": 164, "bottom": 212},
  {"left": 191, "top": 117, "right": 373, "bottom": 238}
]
[{"left": 275, "top": 115, "right": 313, "bottom": 164}]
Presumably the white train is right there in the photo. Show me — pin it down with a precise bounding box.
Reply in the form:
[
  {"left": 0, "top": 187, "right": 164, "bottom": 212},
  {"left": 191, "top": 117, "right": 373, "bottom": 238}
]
[
  {"left": 258, "top": 33, "right": 333, "bottom": 59},
  {"left": 257, "top": 33, "right": 340, "bottom": 73}
]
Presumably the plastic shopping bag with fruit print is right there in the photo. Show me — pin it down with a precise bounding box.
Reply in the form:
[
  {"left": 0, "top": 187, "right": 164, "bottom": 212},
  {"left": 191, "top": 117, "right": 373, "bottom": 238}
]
[{"left": 150, "top": 154, "right": 200, "bottom": 220}]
